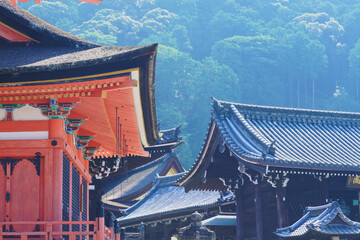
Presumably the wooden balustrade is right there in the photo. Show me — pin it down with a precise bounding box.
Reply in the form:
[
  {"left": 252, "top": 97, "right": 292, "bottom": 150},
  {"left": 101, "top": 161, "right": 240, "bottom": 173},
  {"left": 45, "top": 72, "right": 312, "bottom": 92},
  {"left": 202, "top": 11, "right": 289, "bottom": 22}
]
[{"left": 0, "top": 219, "right": 113, "bottom": 240}]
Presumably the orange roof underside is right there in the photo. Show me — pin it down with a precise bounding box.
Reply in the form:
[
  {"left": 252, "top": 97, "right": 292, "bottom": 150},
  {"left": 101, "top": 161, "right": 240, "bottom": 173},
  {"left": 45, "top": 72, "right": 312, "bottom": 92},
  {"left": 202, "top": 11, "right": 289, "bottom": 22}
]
[
  {"left": 70, "top": 89, "right": 148, "bottom": 157},
  {"left": 1, "top": 75, "right": 148, "bottom": 158}
]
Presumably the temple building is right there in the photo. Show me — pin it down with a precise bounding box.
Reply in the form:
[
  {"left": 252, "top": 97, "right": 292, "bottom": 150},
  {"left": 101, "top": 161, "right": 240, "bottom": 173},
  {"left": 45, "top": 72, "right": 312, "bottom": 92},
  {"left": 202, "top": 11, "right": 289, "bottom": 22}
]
[
  {"left": 0, "top": 1, "right": 164, "bottom": 239},
  {"left": 178, "top": 98, "right": 360, "bottom": 240},
  {"left": 99, "top": 153, "right": 184, "bottom": 215},
  {"left": 118, "top": 173, "right": 234, "bottom": 240}
]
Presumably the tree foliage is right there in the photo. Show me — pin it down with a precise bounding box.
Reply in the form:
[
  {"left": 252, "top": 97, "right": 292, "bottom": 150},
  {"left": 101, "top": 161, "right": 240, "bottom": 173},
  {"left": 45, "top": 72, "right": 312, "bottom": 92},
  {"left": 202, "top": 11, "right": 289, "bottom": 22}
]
[{"left": 26, "top": 0, "right": 360, "bottom": 169}]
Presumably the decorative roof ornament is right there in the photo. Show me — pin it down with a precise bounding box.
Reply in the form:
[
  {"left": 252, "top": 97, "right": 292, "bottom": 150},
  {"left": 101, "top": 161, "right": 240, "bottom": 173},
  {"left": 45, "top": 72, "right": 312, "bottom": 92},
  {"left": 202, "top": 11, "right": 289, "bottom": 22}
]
[{"left": 9, "top": 0, "right": 102, "bottom": 7}]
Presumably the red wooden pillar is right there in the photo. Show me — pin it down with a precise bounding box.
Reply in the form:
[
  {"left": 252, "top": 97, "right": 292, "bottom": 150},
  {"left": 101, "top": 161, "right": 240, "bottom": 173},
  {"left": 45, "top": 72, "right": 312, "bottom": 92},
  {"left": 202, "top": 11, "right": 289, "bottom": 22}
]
[
  {"left": 69, "top": 165, "right": 73, "bottom": 230},
  {"left": 53, "top": 148, "right": 63, "bottom": 232},
  {"left": 235, "top": 188, "right": 243, "bottom": 240},
  {"left": 49, "top": 119, "right": 64, "bottom": 226},
  {"left": 96, "top": 202, "right": 105, "bottom": 240},
  {"left": 5, "top": 163, "right": 10, "bottom": 231},
  {"left": 255, "top": 183, "right": 263, "bottom": 240},
  {"left": 43, "top": 149, "right": 54, "bottom": 221}
]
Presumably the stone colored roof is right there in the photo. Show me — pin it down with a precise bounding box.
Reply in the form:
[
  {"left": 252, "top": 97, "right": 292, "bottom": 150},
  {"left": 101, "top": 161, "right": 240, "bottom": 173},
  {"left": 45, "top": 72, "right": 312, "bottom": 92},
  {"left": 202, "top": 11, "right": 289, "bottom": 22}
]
[
  {"left": 275, "top": 201, "right": 360, "bottom": 239},
  {"left": 212, "top": 99, "right": 360, "bottom": 171},
  {"left": 101, "top": 153, "right": 183, "bottom": 203},
  {"left": 181, "top": 99, "right": 360, "bottom": 186},
  {"left": 118, "top": 173, "right": 228, "bottom": 226}
]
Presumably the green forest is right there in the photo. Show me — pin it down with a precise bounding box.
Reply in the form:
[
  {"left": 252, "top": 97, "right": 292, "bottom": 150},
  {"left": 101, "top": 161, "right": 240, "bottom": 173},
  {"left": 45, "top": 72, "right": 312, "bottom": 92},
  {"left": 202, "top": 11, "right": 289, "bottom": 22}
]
[{"left": 21, "top": 0, "right": 360, "bottom": 169}]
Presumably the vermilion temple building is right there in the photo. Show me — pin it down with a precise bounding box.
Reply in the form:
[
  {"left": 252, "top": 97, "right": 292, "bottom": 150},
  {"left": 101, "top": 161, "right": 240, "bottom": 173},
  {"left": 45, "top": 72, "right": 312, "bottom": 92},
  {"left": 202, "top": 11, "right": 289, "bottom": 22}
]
[{"left": 0, "top": 1, "right": 166, "bottom": 239}]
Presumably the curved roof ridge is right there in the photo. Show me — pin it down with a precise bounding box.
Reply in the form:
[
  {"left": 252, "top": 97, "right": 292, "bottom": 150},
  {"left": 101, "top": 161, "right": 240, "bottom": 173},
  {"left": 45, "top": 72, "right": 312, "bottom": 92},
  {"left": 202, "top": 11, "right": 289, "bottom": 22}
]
[
  {"left": 229, "top": 104, "right": 275, "bottom": 155},
  {"left": 212, "top": 102, "right": 263, "bottom": 162},
  {"left": 306, "top": 202, "right": 334, "bottom": 213},
  {"left": 176, "top": 119, "right": 216, "bottom": 185},
  {"left": 0, "top": 1, "right": 98, "bottom": 48},
  {"left": 213, "top": 98, "right": 360, "bottom": 124}
]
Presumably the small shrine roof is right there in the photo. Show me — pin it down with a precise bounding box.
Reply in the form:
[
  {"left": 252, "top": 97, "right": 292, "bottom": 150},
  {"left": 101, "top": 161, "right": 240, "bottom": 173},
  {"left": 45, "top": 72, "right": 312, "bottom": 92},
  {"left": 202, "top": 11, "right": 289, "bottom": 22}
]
[
  {"left": 275, "top": 201, "right": 360, "bottom": 239},
  {"left": 118, "top": 173, "right": 229, "bottom": 226},
  {"left": 101, "top": 153, "right": 184, "bottom": 203},
  {"left": 156, "top": 125, "right": 182, "bottom": 145}
]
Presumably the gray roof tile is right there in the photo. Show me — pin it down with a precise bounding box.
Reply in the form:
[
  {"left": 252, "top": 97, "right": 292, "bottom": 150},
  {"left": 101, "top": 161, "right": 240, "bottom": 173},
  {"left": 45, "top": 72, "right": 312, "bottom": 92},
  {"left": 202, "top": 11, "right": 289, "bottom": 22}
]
[
  {"left": 275, "top": 201, "right": 360, "bottom": 238},
  {"left": 118, "top": 173, "right": 228, "bottom": 225},
  {"left": 212, "top": 99, "right": 360, "bottom": 171},
  {"left": 102, "top": 153, "right": 181, "bottom": 202}
]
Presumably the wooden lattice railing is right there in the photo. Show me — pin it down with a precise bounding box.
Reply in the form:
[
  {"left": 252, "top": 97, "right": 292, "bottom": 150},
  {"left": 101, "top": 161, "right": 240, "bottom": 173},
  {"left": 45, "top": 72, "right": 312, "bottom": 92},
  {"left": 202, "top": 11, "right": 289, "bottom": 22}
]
[{"left": 0, "top": 218, "right": 118, "bottom": 240}]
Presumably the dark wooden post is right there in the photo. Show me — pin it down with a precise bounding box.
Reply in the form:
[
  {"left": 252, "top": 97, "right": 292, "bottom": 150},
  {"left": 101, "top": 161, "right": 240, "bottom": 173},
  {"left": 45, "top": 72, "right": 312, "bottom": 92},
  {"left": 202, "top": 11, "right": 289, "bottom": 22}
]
[
  {"left": 276, "top": 185, "right": 286, "bottom": 228},
  {"left": 357, "top": 191, "right": 360, "bottom": 217},
  {"left": 320, "top": 180, "right": 329, "bottom": 204},
  {"left": 120, "top": 227, "right": 125, "bottom": 240},
  {"left": 139, "top": 222, "right": 145, "bottom": 240},
  {"left": 235, "top": 189, "right": 243, "bottom": 240},
  {"left": 255, "top": 183, "right": 263, "bottom": 240},
  {"left": 164, "top": 224, "right": 169, "bottom": 240}
]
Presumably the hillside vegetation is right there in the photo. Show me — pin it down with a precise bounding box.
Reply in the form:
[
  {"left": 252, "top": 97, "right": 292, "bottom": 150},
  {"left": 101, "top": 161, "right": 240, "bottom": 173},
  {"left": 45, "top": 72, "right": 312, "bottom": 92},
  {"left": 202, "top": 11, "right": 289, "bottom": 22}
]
[{"left": 23, "top": 0, "right": 360, "bottom": 169}]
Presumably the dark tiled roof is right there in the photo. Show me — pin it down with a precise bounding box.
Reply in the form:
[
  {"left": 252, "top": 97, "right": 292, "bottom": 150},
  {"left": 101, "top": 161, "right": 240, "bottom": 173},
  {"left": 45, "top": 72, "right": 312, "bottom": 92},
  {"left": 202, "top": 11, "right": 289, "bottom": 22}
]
[
  {"left": 275, "top": 201, "right": 360, "bottom": 238},
  {"left": 212, "top": 98, "right": 360, "bottom": 171},
  {"left": 0, "top": 45, "right": 157, "bottom": 74},
  {"left": 118, "top": 173, "right": 228, "bottom": 225},
  {"left": 0, "top": 1, "right": 96, "bottom": 48},
  {"left": 101, "top": 153, "right": 183, "bottom": 203}
]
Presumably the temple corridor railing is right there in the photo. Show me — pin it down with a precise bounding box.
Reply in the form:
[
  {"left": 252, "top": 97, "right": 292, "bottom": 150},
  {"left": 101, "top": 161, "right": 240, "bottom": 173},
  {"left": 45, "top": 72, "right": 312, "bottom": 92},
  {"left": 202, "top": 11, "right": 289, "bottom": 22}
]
[{"left": 0, "top": 218, "right": 118, "bottom": 240}]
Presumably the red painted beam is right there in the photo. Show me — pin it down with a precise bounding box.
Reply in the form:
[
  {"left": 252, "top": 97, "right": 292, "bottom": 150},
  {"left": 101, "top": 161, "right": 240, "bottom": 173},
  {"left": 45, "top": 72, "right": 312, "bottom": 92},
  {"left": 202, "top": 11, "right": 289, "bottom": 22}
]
[
  {"left": 0, "top": 22, "right": 32, "bottom": 42},
  {"left": 78, "top": 0, "right": 102, "bottom": 4},
  {"left": 10, "top": 0, "right": 106, "bottom": 7}
]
